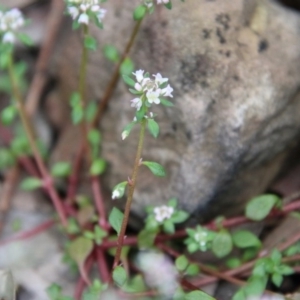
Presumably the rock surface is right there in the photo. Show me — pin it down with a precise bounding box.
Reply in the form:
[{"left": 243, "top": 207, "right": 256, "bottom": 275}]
[{"left": 50, "top": 0, "right": 300, "bottom": 222}]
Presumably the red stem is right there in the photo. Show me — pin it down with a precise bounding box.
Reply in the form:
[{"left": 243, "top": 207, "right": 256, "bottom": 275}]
[
  {"left": 74, "top": 254, "right": 94, "bottom": 300},
  {"left": 66, "top": 145, "right": 85, "bottom": 204},
  {"left": 91, "top": 176, "right": 109, "bottom": 230},
  {"left": 0, "top": 219, "right": 55, "bottom": 246},
  {"left": 96, "top": 247, "right": 110, "bottom": 282}
]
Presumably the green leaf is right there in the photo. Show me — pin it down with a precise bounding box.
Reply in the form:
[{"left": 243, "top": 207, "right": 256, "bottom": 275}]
[
  {"left": 108, "top": 207, "right": 124, "bottom": 235},
  {"left": 1, "top": 105, "right": 17, "bottom": 125},
  {"left": 111, "top": 181, "right": 128, "bottom": 199},
  {"left": 270, "top": 249, "right": 282, "bottom": 265},
  {"left": 226, "top": 257, "right": 242, "bottom": 269},
  {"left": 160, "top": 98, "right": 174, "bottom": 107},
  {"left": 85, "top": 101, "right": 97, "bottom": 122},
  {"left": 66, "top": 218, "right": 81, "bottom": 235},
  {"left": 135, "top": 104, "right": 146, "bottom": 121},
  {"left": 122, "top": 74, "right": 135, "bottom": 87},
  {"left": 68, "top": 236, "right": 93, "bottom": 267},
  {"left": 112, "top": 266, "right": 127, "bottom": 287},
  {"left": 212, "top": 230, "right": 232, "bottom": 258},
  {"left": 46, "top": 283, "right": 61, "bottom": 299},
  {"left": 71, "top": 105, "right": 84, "bottom": 124},
  {"left": 84, "top": 35, "right": 97, "bottom": 50},
  {"left": 147, "top": 119, "right": 159, "bottom": 138},
  {"left": 129, "top": 88, "right": 142, "bottom": 95},
  {"left": 244, "top": 276, "right": 267, "bottom": 298},
  {"left": 120, "top": 57, "right": 134, "bottom": 75},
  {"left": 20, "top": 177, "right": 43, "bottom": 190},
  {"left": 90, "top": 158, "right": 106, "bottom": 175},
  {"left": 138, "top": 229, "right": 157, "bottom": 248},
  {"left": 103, "top": 45, "right": 119, "bottom": 62},
  {"left": 168, "top": 198, "right": 177, "bottom": 207},
  {"left": 94, "top": 225, "right": 107, "bottom": 245},
  {"left": 232, "top": 230, "right": 261, "bottom": 249},
  {"left": 187, "top": 242, "right": 199, "bottom": 253},
  {"left": 133, "top": 5, "right": 147, "bottom": 20},
  {"left": 272, "top": 273, "right": 283, "bottom": 287},
  {"left": 18, "top": 33, "right": 33, "bottom": 46},
  {"left": 51, "top": 162, "right": 71, "bottom": 177},
  {"left": 245, "top": 194, "right": 280, "bottom": 221},
  {"left": 164, "top": 1, "right": 172, "bottom": 10},
  {"left": 175, "top": 255, "right": 189, "bottom": 272},
  {"left": 163, "top": 219, "right": 175, "bottom": 234},
  {"left": 0, "top": 148, "right": 15, "bottom": 169},
  {"left": 70, "top": 92, "right": 81, "bottom": 106},
  {"left": 185, "top": 290, "right": 215, "bottom": 300},
  {"left": 122, "top": 122, "right": 136, "bottom": 140},
  {"left": 278, "top": 264, "right": 294, "bottom": 275},
  {"left": 88, "top": 129, "right": 101, "bottom": 146},
  {"left": 232, "top": 289, "right": 246, "bottom": 300},
  {"left": 11, "top": 136, "right": 30, "bottom": 156},
  {"left": 84, "top": 231, "right": 95, "bottom": 240},
  {"left": 171, "top": 210, "right": 189, "bottom": 224},
  {"left": 142, "top": 161, "right": 166, "bottom": 177},
  {"left": 185, "top": 263, "right": 200, "bottom": 276}
]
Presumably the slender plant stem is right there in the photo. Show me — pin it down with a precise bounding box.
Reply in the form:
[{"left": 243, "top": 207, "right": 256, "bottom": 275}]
[
  {"left": 113, "top": 119, "right": 147, "bottom": 268},
  {"left": 91, "top": 176, "right": 109, "bottom": 230},
  {"left": 78, "top": 24, "right": 90, "bottom": 148},
  {"left": 92, "top": 18, "right": 143, "bottom": 126},
  {"left": 7, "top": 52, "right": 67, "bottom": 226}
]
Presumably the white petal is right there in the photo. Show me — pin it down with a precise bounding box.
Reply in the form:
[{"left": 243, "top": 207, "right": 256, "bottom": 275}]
[
  {"left": 2, "top": 32, "right": 15, "bottom": 44},
  {"left": 78, "top": 13, "right": 89, "bottom": 24},
  {"left": 133, "top": 69, "right": 144, "bottom": 83}
]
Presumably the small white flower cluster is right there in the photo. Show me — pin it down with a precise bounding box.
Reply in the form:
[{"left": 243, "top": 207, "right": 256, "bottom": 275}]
[
  {"left": 130, "top": 70, "right": 173, "bottom": 111},
  {"left": 194, "top": 230, "right": 209, "bottom": 251},
  {"left": 66, "top": 0, "right": 106, "bottom": 25},
  {"left": 0, "top": 9, "right": 25, "bottom": 44},
  {"left": 154, "top": 205, "right": 174, "bottom": 223},
  {"left": 144, "top": 0, "right": 170, "bottom": 8}
]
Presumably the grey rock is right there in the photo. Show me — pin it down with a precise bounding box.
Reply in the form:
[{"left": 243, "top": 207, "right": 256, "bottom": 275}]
[{"left": 51, "top": 0, "right": 300, "bottom": 222}]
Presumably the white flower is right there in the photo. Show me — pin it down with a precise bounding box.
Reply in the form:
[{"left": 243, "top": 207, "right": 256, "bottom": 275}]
[
  {"left": 112, "top": 190, "right": 120, "bottom": 199},
  {"left": 146, "top": 89, "right": 161, "bottom": 104},
  {"left": 134, "top": 82, "right": 143, "bottom": 92},
  {"left": 153, "top": 73, "right": 168, "bottom": 85},
  {"left": 161, "top": 84, "right": 173, "bottom": 98},
  {"left": 0, "top": 8, "right": 25, "bottom": 44},
  {"left": 133, "top": 69, "right": 144, "bottom": 83},
  {"left": 154, "top": 205, "right": 174, "bottom": 222},
  {"left": 131, "top": 98, "right": 142, "bottom": 110},
  {"left": 157, "top": 0, "right": 170, "bottom": 4},
  {"left": 67, "top": 6, "right": 79, "bottom": 19},
  {"left": 2, "top": 32, "right": 15, "bottom": 43},
  {"left": 68, "top": 7, "right": 79, "bottom": 18},
  {"left": 66, "top": 0, "right": 106, "bottom": 24},
  {"left": 78, "top": 13, "right": 89, "bottom": 24},
  {"left": 97, "top": 8, "right": 106, "bottom": 22}
]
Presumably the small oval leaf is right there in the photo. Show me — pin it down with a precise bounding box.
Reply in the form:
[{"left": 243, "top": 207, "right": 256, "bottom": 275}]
[
  {"left": 112, "top": 266, "right": 127, "bottom": 287},
  {"left": 108, "top": 207, "right": 124, "bottom": 235},
  {"left": 147, "top": 119, "right": 159, "bottom": 138},
  {"left": 245, "top": 194, "right": 280, "bottom": 221},
  {"left": 232, "top": 230, "right": 261, "bottom": 249},
  {"left": 212, "top": 230, "right": 232, "bottom": 258},
  {"left": 142, "top": 161, "right": 166, "bottom": 177}
]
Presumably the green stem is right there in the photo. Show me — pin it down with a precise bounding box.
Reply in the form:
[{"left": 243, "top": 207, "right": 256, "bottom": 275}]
[
  {"left": 113, "top": 119, "right": 147, "bottom": 268},
  {"left": 92, "top": 18, "right": 144, "bottom": 125},
  {"left": 7, "top": 52, "right": 67, "bottom": 227},
  {"left": 79, "top": 24, "right": 89, "bottom": 112}
]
